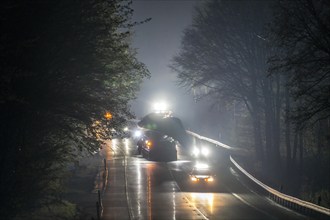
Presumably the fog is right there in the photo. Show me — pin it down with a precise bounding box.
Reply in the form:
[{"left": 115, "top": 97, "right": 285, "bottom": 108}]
[{"left": 130, "top": 0, "right": 205, "bottom": 128}]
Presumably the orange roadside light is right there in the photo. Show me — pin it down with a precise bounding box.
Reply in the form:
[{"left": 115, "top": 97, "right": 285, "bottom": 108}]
[
  {"left": 146, "top": 140, "right": 152, "bottom": 149},
  {"left": 104, "top": 111, "right": 112, "bottom": 120}
]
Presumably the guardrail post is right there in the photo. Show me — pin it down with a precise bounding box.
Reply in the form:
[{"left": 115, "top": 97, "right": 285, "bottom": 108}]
[
  {"left": 317, "top": 195, "right": 321, "bottom": 205},
  {"left": 98, "top": 189, "right": 103, "bottom": 211},
  {"left": 96, "top": 201, "right": 100, "bottom": 220}
]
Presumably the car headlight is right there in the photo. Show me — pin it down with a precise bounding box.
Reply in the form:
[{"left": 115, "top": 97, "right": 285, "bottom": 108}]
[
  {"left": 192, "top": 147, "right": 200, "bottom": 156},
  {"left": 191, "top": 176, "right": 198, "bottom": 182},
  {"left": 207, "top": 176, "right": 214, "bottom": 182},
  {"left": 134, "top": 130, "right": 142, "bottom": 138},
  {"left": 201, "top": 147, "right": 209, "bottom": 156}
]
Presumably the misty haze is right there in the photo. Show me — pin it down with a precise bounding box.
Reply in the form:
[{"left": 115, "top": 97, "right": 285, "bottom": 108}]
[{"left": 1, "top": 0, "right": 329, "bottom": 219}]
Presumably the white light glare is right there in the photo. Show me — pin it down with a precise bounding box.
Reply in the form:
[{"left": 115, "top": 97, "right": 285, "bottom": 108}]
[
  {"left": 192, "top": 147, "right": 200, "bottom": 157},
  {"left": 134, "top": 130, "right": 142, "bottom": 138},
  {"left": 153, "top": 101, "right": 168, "bottom": 112},
  {"left": 201, "top": 147, "right": 209, "bottom": 156},
  {"left": 195, "top": 162, "right": 209, "bottom": 169}
]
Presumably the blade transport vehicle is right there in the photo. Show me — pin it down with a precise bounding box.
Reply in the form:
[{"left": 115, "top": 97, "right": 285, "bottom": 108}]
[{"left": 137, "top": 130, "right": 177, "bottom": 162}]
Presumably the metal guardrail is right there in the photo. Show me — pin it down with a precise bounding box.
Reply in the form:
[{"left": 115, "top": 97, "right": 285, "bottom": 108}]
[
  {"left": 95, "top": 158, "right": 108, "bottom": 220},
  {"left": 186, "top": 130, "right": 330, "bottom": 217},
  {"left": 186, "top": 130, "right": 233, "bottom": 150},
  {"left": 230, "top": 155, "right": 330, "bottom": 216},
  {"left": 186, "top": 131, "right": 251, "bottom": 156}
]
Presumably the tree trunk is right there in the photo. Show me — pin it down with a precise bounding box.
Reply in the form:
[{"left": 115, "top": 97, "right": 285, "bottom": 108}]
[
  {"left": 252, "top": 113, "right": 264, "bottom": 161},
  {"left": 250, "top": 94, "right": 264, "bottom": 162},
  {"left": 273, "top": 74, "right": 281, "bottom": 163},
  {"left": 249, "top": 79, "right": 264, "bottom": 162},
  {"left": 316, "top": 120, "right": 322, "bottom": 158},
  {"left": 285, "top": 86, "right": 292, "bottom": 170},
  {"left": 262, "top": 76, "right": 281, "bottom": 170},
  {"left": 264, "top": 90, "right": 273, "bottom": 162},
  {"left": 299, "top": 130, "right": 304, "bottom": 170},
  {"left": 292, "top": 132, "right": 298, "bottom": 164}
]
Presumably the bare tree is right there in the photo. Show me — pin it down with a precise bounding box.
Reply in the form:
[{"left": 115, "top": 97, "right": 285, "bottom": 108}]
[
  {"left": 269, "top": 0, "right": 330, "bottom": 202},
  {"left": 269, "top": 0, "right": 330, "bottom": 128},
  {"left": 171, "top": 0, "right": 282, "bottom": 164}
]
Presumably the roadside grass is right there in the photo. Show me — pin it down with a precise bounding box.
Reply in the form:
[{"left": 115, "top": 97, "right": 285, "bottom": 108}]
[
  {"left": 62, "top": 154, "right": 103, "bottom": 220},
  {"left": 26, "top": 201, "right": 77, "bottom": 220}
]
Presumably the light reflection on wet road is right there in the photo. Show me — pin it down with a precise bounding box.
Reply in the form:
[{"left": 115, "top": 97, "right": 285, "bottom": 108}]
[{"left": 101, "top": 138, "right": 308, "bottom": 220}]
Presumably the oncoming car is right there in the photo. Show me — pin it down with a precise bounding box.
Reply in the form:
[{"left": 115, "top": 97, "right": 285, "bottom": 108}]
[
  {"left": 189, "top": 164, "right": 215, "bottom": 184},
  {"left": 137, "top": 130, "right": 177, "bottom": 162},
  {"left": 191, "top": 146, "right": 210, "bottom": 158}
]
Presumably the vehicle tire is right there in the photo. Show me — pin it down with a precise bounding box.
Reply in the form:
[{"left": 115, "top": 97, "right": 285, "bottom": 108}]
[
  {"left": 147, "top": 152, "right": 152, "bottom": 161},
  {"left": 137, "top": 145, "right": 141, "bottom": 155}
]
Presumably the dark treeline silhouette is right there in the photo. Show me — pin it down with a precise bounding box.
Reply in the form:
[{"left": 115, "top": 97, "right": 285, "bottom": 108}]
[
  {"left": 171, "top": 0, "right": 329, "bottom": 207},
  {"left": 0, "top": 0, "right": 149, "bottom": 218}
]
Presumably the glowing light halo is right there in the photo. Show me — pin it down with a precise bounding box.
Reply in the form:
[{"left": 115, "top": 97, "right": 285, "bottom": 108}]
[{"left": 152, "top": 100, "right": 169, "bottom": 113}]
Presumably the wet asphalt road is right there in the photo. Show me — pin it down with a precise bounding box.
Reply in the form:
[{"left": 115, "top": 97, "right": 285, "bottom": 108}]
[{"left": 100, "top": 138, "right": 309, "bottom": 220}]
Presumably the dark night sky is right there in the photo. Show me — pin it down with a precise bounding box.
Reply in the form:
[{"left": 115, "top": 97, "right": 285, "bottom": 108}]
[{"left": 130, "top": 0, "right": 202, "bottom": 120}]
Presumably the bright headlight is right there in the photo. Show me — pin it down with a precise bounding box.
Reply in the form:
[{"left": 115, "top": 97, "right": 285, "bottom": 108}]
[
  {"left": 191, "top": 176, "right": 197, "bottom": 182},
  {"left": 192, "top": 147, "right": 200, "bottom": 156},
  {"left": 201, "top": 147, "right": 209, "bottom": 156},
  {"left": 153, "top": 101, "right": 168, "bottom": 113},
  {"left": 134, "top": 130, "right": 142, "bottom": 138},
  {"left": 207, "top": 176, "right": 214, "bottom": 182}
]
